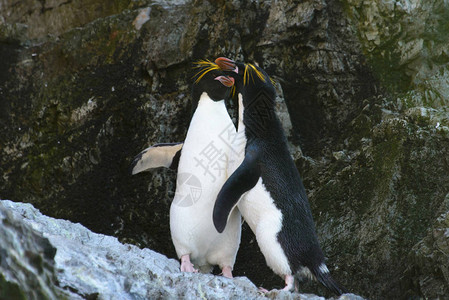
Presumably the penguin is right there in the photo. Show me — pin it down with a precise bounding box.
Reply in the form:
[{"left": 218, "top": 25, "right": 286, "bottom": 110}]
[
  {"left": 131, "top": 61, "right": 243, "bottom": 278},
  {"left": 212, "top": 57, "right": 348, "bottom": 295}
]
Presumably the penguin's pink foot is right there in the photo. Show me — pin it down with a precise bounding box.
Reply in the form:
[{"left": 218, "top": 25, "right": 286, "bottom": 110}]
[
  {"left": 258, "top": 287, "right": 269, "bottom": 294},
  {"left": 180, "top": 254, "right": 198, "bottom": 273},
  {"left": 282, "top": 274, "right": 294, "bottom": 291},
  {"left": 221, "top": 266, "right": 233, "bottom": 278}
]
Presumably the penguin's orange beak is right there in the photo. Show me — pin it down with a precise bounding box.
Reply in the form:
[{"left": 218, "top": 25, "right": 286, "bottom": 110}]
[
  {"left": 215, "top": 76, "right": 235, "bottom": 87},
  {"left": 215, "top": 57, "right": 238, "bottom": 73}
]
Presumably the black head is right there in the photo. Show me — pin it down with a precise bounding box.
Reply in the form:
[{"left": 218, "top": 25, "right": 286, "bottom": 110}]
[
  {"left": 215, "top": 57, "right": 279, "bottom": 139},
  {"left": 215, "top": 57, "right": 276, "bottom": 106},
  {"left": 192, "top": 60, "right": 235, "bottom": 102}
]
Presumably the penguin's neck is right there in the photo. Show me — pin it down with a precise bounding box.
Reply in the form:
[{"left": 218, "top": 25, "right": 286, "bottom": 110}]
[
  {"left": 188, "top": 92, "right": 233, "bottom": 141},
  {"left": 243, "top": 101, "right": 276, "bottom": 139},
  {"left": 189, "top": 92, "right": 233, "bottom": 132},
  {"left": 196, "top": 92, "right": 226, "bottom": 113},
  {"left": 237, "top": 93, "right": 245, "bottom": 134},
  {"left": 238, "top": 91, "right": 286, "bottom": 142}
]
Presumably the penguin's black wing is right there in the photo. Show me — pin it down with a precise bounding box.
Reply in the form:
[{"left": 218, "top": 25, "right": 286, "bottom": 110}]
[
  {"left": 130, "top": 142, "right": 183, "bottom": 175},
  {"left": 213, "top": 146, "right": 261, "bottom": 233}
]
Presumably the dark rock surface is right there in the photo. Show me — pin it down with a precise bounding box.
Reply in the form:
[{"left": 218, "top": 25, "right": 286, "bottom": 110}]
[{"left": 1, "top": 0, "right": 448, "bottom": 299}]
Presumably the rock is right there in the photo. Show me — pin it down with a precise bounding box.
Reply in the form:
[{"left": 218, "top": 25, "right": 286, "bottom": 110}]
[
  {"left": 0, "top": 200, "right": 364, "bottom": 300},
  {"left": 0, "top": 203, "right": 64, "bottom": 300},
  {"left": 342, "top": 0, "right": 449, "bottom": 108},
  {"left": 1, "top": 0, "right": 449, "bottom": 299},
  {"left": 258, "top": 0, "right": 379, "bottom": 149},
  {"left": 404, "top": 193, "right": 449, "bottom": 299},
  {"left": 0, "top": 0, "right": 132, "bottom": 40},
  {"left": 299, "top": 104, "right": 449, "bottom": 299}
]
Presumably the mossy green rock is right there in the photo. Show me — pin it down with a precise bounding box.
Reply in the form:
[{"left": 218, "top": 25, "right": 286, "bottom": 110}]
[
  {"left": 1, "top": 0, "right": 448, "bottom": 299},
  {"left": 298, "top": 103, "right": 449, "bottom": 298},
  {"left": 342, "top": 0, "right": 449, "bottom": 108}
]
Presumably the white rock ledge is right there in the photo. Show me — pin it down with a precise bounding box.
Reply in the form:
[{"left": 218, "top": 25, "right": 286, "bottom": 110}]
[{"left": 0, "top": 200, "right": 364, "bottom": 300}]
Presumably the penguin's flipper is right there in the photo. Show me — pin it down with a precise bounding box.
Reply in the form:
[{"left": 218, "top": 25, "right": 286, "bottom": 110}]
[
  {"left": 213, "top": 147, "right": 260, "bottom": 233},
  {"left": 130, "top": 142, "right": 183, "bottom": 175}
]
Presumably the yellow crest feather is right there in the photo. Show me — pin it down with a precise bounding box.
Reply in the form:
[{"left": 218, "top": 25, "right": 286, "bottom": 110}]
[
  {"left": 192, "top": 60, "right": 220, "bottom": 84},
  {"left": 243, "top": 63, "right": 267, "bottom": 85},
  {"left": 231, "top": 85, "right": 236, "bottom": 97}
]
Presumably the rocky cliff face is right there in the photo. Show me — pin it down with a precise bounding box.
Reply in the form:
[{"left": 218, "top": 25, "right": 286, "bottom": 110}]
[{"left": 1, "top": 0, "right": 448, "bottom": 299}]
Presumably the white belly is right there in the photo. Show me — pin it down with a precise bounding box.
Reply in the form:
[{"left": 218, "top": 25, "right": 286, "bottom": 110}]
[
  {"left": 170, "top": 93, "right": 242, "bottom": 270},
  {"left": 227, "top": 96, "right": 246, "bottom": 173},
  {"left": 238, "top": 178, "right": 292, "bottom": 276}
]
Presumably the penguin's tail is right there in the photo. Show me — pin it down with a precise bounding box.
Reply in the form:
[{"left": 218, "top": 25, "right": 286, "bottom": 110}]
[{"left": 310, "top": 263, "right": 348, "bottom": 296}]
